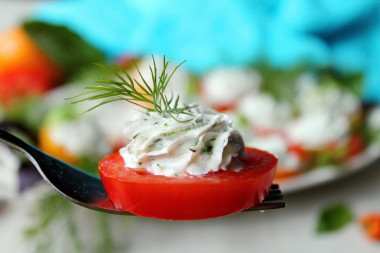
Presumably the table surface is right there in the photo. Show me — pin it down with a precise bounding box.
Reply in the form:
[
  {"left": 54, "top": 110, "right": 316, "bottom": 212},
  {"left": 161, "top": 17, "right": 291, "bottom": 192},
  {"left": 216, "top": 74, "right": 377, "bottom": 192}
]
[{"left": 1, "top": 2, "right": 380, "bottom": 253}]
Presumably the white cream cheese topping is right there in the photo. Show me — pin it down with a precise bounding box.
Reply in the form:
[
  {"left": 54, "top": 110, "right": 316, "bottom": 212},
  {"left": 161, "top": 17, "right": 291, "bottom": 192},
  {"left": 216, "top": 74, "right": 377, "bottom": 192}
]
[{"left": 120, "top": 104, "right": 244, "bottom": 176}]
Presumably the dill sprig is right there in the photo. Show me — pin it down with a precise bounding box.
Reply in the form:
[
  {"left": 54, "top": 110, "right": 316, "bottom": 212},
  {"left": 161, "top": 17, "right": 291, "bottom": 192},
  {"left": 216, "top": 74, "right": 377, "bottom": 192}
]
[{"left": 70, "top": 56, "right": 194, "bottom": 122}]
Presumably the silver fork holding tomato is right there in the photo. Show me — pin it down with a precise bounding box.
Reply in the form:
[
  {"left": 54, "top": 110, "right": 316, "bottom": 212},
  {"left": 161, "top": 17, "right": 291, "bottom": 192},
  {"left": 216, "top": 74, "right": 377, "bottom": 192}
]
[{"left": 0, "top": 129, "right": 285, "bottom": 219}]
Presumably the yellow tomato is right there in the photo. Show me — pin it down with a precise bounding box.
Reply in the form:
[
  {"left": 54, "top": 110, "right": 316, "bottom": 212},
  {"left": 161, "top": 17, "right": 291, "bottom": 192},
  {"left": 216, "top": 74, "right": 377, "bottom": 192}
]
[{"left": 39, "top": 126, "right": 79, "bottom": 165}]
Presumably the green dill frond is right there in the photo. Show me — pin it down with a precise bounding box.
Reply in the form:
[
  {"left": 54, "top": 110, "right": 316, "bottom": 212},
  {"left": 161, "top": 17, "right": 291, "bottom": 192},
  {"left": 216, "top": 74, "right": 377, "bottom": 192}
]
[{"left": 68, "top": 56, "right": 194, "bottom": 122}]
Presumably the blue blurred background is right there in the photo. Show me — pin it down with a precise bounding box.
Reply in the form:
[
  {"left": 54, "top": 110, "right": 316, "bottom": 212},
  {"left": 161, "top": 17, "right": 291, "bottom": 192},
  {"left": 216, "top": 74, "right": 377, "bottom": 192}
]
[{"left": 33, "top": 0, "right": 380, "bottom": 102}]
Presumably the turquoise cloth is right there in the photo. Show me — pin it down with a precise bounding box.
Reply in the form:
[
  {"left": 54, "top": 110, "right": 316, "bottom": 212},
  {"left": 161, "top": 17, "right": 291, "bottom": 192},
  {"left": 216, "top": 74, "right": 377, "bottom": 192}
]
[{"left": 33, "top": 0, "right": 380, "bottom": 102}]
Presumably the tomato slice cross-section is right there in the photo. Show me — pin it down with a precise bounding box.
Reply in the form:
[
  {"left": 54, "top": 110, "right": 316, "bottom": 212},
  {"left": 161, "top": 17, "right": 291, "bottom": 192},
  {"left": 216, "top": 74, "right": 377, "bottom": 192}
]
[{"left": 99, "top": 147, "right": 278, "bottom": 220}]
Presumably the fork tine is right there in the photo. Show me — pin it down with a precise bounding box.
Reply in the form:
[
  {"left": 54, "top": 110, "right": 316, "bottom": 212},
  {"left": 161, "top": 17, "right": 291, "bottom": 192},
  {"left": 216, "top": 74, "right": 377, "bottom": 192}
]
[
  {"left": 270, "top": 184, "right": 279, "bottom": 190},
  {"left": 245, "top": 202, "right": 286, "bottom": 211},
  {"left": 268, "top": 189, "right": 281, "bottom": 195},
  {"left": 244, "top": 184, "right": 286, "bottom": 212},
  {"left": 262, "top": 194, "right": 283, "bottom": 201}
]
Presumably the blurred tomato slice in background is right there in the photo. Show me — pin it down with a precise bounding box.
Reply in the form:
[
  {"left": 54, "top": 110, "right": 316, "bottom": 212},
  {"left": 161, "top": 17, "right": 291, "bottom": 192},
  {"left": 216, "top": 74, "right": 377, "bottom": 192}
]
[
  {"left": 0, "top": 27, "right": 61, "bottom": 106},
  {"left": 0, "top": 68, "right": 50, "bottom": 106}
]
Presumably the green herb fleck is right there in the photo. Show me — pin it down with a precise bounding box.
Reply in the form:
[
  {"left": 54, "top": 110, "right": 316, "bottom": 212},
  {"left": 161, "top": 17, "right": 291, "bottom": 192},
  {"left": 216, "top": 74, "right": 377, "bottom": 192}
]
[
  {"left": 161, "top": 127, "right": 191, "bottom": 137},
  {"left": 133, "top": 133, "right": 139, "bottom": 139},
  {"left": 201, "top": 138, "right": 215, "bottom": 155},
  {"left": 316, "top": 203, "right": 353, "bottom": 233},
  {"left": 147, "top": 138, "right": 162, "bottom": 150},
  {"left": 180, "top": 127, "right": 191, "bottom": 133},
  {"left": 162, "top": 131, "right": 177, "bottom": 137},
  {"left": 237, "top": 113, "right": 249, "bottom": 127}
]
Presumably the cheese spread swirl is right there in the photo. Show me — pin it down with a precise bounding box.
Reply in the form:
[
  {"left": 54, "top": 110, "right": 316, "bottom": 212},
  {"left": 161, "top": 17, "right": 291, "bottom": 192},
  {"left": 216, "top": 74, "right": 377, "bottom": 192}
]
[{"left": 120, "top": 104, "right": 244, "bottom": 176}]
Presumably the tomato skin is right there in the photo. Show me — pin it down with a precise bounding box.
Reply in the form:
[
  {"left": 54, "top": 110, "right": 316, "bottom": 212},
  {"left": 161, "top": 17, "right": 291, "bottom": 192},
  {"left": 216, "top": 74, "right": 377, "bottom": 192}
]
[{"left": 99, "top": 148, "right": 277, "bottom": 220}]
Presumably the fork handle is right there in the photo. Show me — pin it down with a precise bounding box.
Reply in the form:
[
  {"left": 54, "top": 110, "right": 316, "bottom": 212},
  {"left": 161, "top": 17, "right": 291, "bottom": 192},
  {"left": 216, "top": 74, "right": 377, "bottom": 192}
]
[
  {"left": 0, "top": 128, "right": 119, "bottom": 212},
  {"left": 0, "top": 129, "right": 39, "bottom": 159}
]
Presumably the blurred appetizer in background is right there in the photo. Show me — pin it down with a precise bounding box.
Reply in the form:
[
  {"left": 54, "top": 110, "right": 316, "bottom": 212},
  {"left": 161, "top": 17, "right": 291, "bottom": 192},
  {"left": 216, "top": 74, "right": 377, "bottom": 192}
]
[{"left": 201, "top": 65, "right": 379, "bottom": 183}]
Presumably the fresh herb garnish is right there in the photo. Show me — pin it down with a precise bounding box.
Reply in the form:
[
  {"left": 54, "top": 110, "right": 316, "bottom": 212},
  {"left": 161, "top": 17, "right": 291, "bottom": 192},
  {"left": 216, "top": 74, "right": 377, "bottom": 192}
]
[
  {"left": 70, "top": 56, "right": 194, "bottom": 122},
  {"left": 316, "top": 203, "right": 353, "bottom": 233}
]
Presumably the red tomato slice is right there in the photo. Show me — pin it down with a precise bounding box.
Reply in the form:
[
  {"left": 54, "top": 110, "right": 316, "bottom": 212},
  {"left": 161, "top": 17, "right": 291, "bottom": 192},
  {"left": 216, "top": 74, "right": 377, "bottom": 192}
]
[
  {"left": 0, "top": 27, "right": 61, "bottom": 84},
  {"left": 99, "top": 148, "right": 277, "bottom": 220}
]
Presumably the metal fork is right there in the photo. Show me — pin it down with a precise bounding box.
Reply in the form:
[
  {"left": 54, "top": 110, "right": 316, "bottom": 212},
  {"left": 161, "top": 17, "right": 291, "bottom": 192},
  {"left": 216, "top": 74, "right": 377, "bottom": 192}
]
[{"left": 0, "top": 129, "right": 285, "bottom": 215}]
